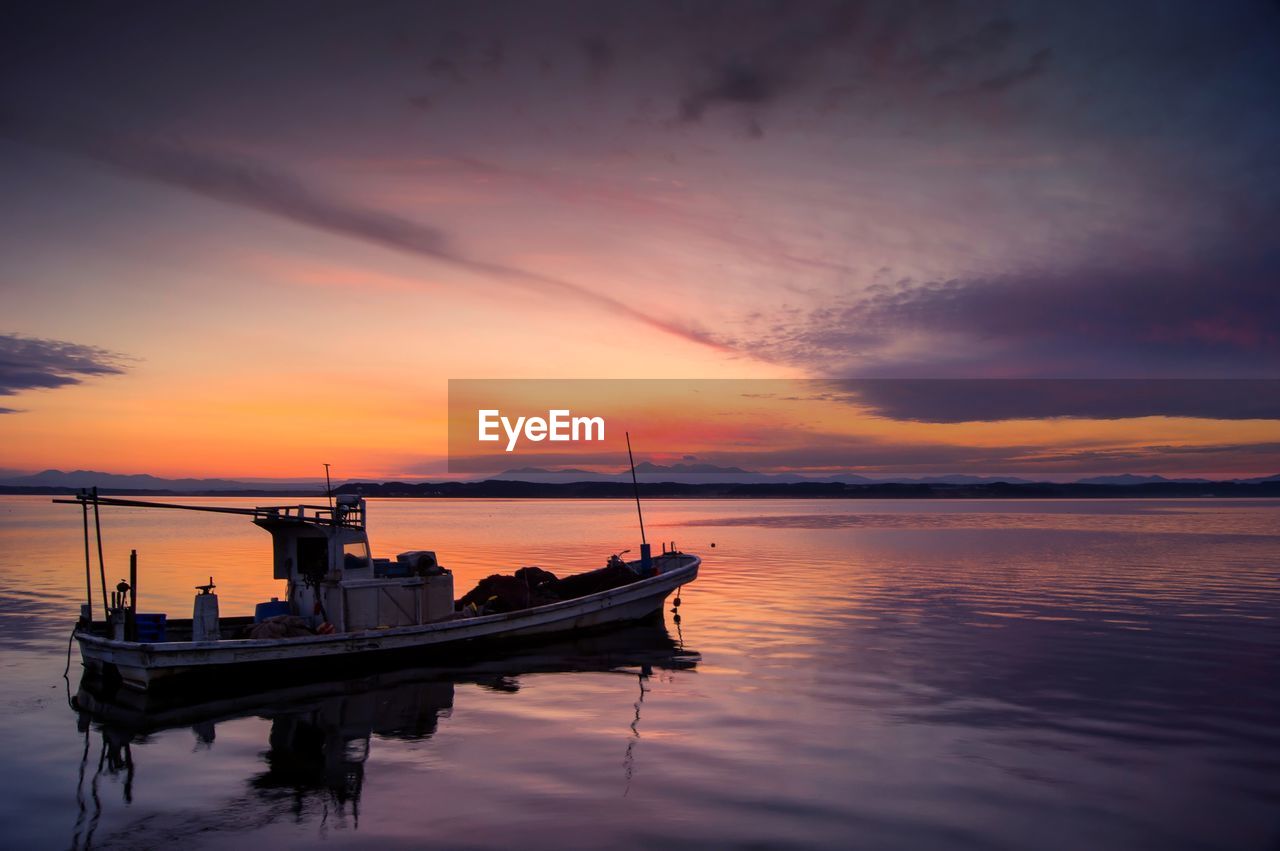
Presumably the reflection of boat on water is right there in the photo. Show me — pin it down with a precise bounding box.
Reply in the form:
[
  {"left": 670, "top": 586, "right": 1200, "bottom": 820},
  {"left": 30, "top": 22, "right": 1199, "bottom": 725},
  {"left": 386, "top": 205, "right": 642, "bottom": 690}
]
[
  {"left": 69, "top": 621, "right": 699, "bottom": 847},
  {"left": 58, "top": 491, "right": 699, "bottom": 690}
]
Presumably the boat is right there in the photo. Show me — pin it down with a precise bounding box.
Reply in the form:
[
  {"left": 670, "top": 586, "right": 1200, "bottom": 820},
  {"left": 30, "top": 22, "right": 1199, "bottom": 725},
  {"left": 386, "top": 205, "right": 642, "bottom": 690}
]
[{"left": 59, "top": 490, "right": 699, "bottom": 691}]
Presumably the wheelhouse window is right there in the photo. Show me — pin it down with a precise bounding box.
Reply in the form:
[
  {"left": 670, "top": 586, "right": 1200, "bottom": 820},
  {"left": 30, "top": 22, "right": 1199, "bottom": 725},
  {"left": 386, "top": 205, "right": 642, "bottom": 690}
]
[
  {"left": 297, "top": 537, "right": 328, "bottom": 578},
  {"left": 343, "top": 541, "right": 370, "bottom": 570}
]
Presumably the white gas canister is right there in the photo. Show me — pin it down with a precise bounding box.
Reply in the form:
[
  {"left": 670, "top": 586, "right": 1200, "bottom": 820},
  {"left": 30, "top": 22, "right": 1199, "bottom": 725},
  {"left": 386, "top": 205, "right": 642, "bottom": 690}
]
[{"left": 193, "top": 589, "right": 221, "bottom": 641}]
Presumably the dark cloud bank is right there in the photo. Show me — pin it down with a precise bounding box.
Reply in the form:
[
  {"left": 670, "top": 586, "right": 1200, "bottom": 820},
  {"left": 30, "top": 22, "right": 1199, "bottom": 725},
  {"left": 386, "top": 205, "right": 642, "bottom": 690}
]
[
  {"left": 726, "top": 249, "right": 1280, "bottom": 378},
  {"left": 0, "top": 333, "right": 127, "bottom": 411},
  {"left": 834, "top": 379, "right": 1280, "bottom": 423}
]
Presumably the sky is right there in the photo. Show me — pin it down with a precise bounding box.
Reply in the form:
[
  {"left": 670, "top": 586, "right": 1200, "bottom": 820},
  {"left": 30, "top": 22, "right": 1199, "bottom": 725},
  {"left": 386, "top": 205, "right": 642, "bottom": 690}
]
[{"left": 1, "top": 0, "right": 1278, "bottom": 480}]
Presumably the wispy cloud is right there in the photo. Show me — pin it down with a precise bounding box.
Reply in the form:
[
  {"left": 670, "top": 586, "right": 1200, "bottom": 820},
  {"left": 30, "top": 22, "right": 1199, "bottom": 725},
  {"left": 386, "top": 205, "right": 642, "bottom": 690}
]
[
  {"left": 0, "top": 332, "right": 128, "bottom": 410},
  {"left": 4, "top": 121, "right": 727, "bottom": 352},
  {"left": 937, "top": 47, "right": 1051, "bottom": 98}
]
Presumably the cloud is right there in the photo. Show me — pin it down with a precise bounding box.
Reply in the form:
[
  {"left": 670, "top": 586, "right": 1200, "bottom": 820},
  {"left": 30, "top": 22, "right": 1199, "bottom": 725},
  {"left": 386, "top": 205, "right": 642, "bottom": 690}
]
[
  {"left": 832, "top": 379, "right": 1280, "bottom": 422},
  {"left": 3, "top": 120, "right": 727, "bottom": 352},
  {"left": 443, "top": 434, "right": 1280, "bottom": 479},
  {"left": 724, "top": 249, "right": 1280, "bottom": 377},
  {"left": 675, "top": 437, "right": 1280, "bottom": 478},
  {"left": 94, "top": 135, "right": 456, "bottom": 258},
  {"left": 914, "top": 17, "right": 1017, "bottom": 76},
  {"left": 679, "top": 61, "right": 786, "bottom": 122},
  {"left": 673, "top": 0, "right": 863, "bottom": 128},
  {"left": 0, "top": 333, "right": 128, "bottom": 409},
  {"left": 938, "top": 47, "right": 1051, "bottom": 97},
  {"left": 580, "top": 36, "right": 615, "bottom": 80},
  {"left": 669, "top": 3, "right": 1058, "bottom": 135}
]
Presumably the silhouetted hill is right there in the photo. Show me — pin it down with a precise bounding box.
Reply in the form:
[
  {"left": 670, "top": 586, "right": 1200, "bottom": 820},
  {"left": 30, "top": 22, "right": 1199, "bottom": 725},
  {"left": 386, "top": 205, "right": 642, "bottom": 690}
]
[
  {"left": 4, "top": 469, "right": 1278, "bottom": 498},
  {"left": 494, "top": 465, "right": 1036, "bottom": 485},
  {"left": 0, "top": 469, "right": 326, "bottom": 493},
  {"left": 331, "top": 479, "right": 1280, "bottom": 499}
]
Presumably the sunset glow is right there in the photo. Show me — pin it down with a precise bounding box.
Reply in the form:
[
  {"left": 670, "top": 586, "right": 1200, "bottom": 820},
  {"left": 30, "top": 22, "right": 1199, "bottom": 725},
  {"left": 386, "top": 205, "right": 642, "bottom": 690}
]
[{"left": 2, "top": 2, "right": 1277, "bottom": 481}]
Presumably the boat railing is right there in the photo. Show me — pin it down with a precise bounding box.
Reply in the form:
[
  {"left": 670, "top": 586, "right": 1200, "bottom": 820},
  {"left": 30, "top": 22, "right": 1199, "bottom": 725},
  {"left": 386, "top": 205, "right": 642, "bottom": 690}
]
[{"left": 254, "top": 501, "right": 366, "bottom": 528}]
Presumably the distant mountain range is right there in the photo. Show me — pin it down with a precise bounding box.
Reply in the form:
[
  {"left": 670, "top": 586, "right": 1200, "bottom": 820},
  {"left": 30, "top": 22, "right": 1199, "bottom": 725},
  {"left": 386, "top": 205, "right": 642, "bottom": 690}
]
[
  {"left": 1076, "top": 474, "right": 1203, "bottom": 485},
  {"left": 0, "top": 469, "right": 328, "bottom": 494},
  {"left": 494, "top": 464, "right": 1280, "bottom": 486},
  {"left": 494, "top": 463, "right": 1038, "bottom": 485},
  {"left": 335, "top": 479, "right": 1280, "bottom": 499},
  {"left": 2, "top": 466, "right": 1277, "bottom": 495}
]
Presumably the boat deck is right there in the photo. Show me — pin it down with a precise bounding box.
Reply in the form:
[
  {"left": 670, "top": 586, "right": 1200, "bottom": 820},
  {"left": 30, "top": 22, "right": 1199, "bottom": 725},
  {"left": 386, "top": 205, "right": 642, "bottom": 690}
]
[{"left": 75, "top": 554, "right": 699, "bottom": 690}]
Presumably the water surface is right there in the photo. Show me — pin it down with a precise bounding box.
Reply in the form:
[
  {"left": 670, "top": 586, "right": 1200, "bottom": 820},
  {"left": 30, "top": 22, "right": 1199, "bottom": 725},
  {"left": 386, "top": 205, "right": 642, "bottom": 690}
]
[{"left": 1, "top": 496, "right": 1278, "bottom": 849}]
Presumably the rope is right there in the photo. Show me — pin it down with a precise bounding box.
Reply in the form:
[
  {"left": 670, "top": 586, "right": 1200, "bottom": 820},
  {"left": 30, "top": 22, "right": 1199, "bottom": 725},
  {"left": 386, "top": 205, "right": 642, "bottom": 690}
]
[{"left": 63, "top": 626, "right": 77, "bottom": 680}]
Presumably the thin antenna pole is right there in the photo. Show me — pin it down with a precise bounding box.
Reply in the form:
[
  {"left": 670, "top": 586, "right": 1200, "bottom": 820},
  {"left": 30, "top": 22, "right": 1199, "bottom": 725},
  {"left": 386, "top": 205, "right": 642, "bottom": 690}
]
[
  {"left": 323, "top": 463, "right": 333, "bottom": 510},
  {"left": 92, "top": 487, "right": 108, "bottom": 620},
  {"left": 81, "top": 495, "right": 93, "bottom": 617},
  {"left": 625, "top": 432, "right": 646, "bottom": 546},
  {"left": 129, "top": 549, "right": 137, "bottom": 642}
]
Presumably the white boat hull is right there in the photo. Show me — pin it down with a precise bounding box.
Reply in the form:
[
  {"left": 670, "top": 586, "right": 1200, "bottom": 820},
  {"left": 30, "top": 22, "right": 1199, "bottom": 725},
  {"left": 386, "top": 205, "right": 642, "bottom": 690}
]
[{"left": 78, "top": 556, "right": 698, "bottom": 690}]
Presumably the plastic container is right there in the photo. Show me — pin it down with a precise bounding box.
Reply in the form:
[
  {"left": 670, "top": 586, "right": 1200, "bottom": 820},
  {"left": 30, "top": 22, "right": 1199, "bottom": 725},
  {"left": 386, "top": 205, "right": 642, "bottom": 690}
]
[
  {"left": 254, "top": 598, "right": 291, "bottom": 623},
  {"left": 375, "top": 559, "right": 414, "bottom": 578},
  {"left": 134, "top": 613, "right": 167, "bottom": 643}
]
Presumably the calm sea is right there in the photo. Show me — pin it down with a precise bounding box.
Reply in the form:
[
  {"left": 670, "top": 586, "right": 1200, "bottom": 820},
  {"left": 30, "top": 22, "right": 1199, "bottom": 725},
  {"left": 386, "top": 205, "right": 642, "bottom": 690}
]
[{"left": 0, "top": 496, "right": 1278, "bottom": 849}]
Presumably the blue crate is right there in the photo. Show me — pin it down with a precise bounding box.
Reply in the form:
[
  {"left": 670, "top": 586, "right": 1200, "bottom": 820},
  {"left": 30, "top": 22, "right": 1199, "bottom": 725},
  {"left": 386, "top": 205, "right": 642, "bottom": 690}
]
[
  {"left": 134, "top": 613, "right": 167, "bottom": 642},
  {"left": 254, "top": 599, "right": 290, "bottom": 623}
]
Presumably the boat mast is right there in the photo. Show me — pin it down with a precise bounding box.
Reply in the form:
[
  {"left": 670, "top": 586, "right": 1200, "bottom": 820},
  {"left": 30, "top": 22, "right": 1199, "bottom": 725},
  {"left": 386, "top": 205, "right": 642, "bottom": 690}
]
[
  {"left": 626, "top": 432, "right": 651, "bottom": 571},
  {"left": 626, "top": 432, "right": 646, "bottom": 545}
]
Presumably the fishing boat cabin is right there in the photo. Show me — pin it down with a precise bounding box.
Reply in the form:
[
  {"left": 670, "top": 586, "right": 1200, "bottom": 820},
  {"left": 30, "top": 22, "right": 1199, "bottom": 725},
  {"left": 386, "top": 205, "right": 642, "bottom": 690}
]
[
  {"left": 257, "top": 494, "right": 454, "bottom": 633},
  {"left": 64, "top": 493, "right": 454, "bottom": 641}
]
